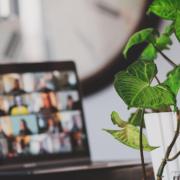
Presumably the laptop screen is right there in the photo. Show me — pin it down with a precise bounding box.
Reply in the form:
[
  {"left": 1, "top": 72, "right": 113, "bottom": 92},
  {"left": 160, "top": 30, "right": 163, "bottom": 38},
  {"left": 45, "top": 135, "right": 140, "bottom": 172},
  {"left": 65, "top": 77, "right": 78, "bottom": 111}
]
[{"left": 0, "top": 61, "right": 90, "bottom": 166}]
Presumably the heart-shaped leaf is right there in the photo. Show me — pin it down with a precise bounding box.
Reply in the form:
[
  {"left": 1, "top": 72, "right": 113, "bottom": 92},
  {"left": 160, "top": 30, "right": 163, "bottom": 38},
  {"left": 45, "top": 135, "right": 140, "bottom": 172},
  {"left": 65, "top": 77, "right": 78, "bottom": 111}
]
[
  {"left": 163, "top": 66, "right": 180, "bottom": 95},
  {"left": 139, "top": 25, "right": 173, "bottom": 62},
  {"left": 114, "top": 61, "right": 175, "bottom": 109},
  {"left": 148, "top": 0, "right": 180, "bottom": 20},
  {"left": 104, "top": 124, "right": 158, "bottom": 152},
  {"left": 164, "top": 22, "right": 175, "bottom": 35},
  {"left": 123, "top": 28, "right": 155, "bottom": 58},
  {"left": 156, "top": 33, "right": 172, "bottom": 50},
  {"left": 111, "top": 111, "right": 127, "bottom": 128},
  {"left": 175, "top": 11, "right": 180, "bottom": 41},
  {"left": 127, "top": 60, "right": 157, "bottom": 83},
  {"left": 139, "top": 44, "right": 157, "bottom": 61}
]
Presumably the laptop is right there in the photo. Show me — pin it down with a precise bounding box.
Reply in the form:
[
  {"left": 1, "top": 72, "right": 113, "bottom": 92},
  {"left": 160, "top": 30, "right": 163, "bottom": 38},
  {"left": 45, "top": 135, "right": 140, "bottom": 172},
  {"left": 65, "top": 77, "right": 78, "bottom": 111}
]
[
  {"left": 0, "top": 61, "right": 141, "bottom": 175},
  {"left": 0, "top": 61, "right": 92, "bottom": 173}
]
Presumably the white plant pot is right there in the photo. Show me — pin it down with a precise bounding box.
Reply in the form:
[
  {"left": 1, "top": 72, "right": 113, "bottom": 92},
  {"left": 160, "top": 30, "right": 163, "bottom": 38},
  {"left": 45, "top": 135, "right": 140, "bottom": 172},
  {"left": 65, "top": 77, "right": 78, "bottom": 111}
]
[{"left": 144, "top": 112, "right": 180, "bottom": 180}]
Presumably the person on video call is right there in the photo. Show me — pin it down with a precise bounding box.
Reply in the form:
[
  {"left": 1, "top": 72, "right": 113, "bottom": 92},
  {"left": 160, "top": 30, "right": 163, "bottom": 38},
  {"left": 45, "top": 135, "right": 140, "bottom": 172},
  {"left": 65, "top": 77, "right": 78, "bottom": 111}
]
[
  {"left": 0, "top": 124, "right": 16, "bottom": 156},
  {"left": 17, "top": 120, "right": 32, "bottom": 155},
  {"left": 19, "top": 119, "right": 32, "bottom": 136},
  {"left": 8, "top": 96, "right": 29, "bottom": 115},
  {"left": 69, "top": 115, "right": 83, "bottom": 150},
  {"left": 0, "top": 124, "right": 7, "bottom": 138},
  {"left": 10, "top": 79, "right": 26, "bottom": 95},
  {"left": 38, "top": 75, "right": 55, "bottom": 92},
  {"left": 39, "top": 93, "right": 58, "bottom": 115},
  {"left": 66, "top": 95, "right": 79, "bottom": 110},
  {"left": 46, "top": 117, "right": 63, "bottom": 134}
]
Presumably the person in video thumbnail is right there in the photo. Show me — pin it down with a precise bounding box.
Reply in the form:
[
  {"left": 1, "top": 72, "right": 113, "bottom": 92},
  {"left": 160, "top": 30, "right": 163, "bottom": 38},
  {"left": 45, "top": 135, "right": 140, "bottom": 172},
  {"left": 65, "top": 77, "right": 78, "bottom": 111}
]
[
  {"left": 39, "top": 93, "right": 58, "bottom": 115},
  {"left": 37, "top": 73, "right": 55, "bottom": 92},
  {"left": 19, "top": 119, "right": 32, "bottom": 136},
  {"left": 0, "top": 124, "right": 7, "bottom": 138},
  {"left": 46, "top": 116, "right": 63, "bottom": 134},
  {"left": 15, "top": 120, "right": 32, "bottom": 155},
  {"left": 10, "top": 79, "right": 25, "bottom": 95},
  {"left": 0, "top": 124, "right": 16, "bottom": 156},
  {"left": 66, "top": 95, "right": 74, "bottom": 110},
  {"left": 66, "top": 95, "right": 79, "bottom": 110},
  {"left": 69, "top": 115, "right": 83, "bottom": 150},
  {"left": 9, "top": 96, "right": 29, "bottom": 115}
]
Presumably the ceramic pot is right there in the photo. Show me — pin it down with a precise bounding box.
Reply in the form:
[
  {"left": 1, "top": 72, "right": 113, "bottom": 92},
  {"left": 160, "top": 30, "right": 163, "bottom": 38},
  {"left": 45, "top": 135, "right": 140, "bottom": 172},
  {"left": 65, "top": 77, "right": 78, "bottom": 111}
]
[{"left": 144, "top": 112, "right": 180, "bottom": 180}]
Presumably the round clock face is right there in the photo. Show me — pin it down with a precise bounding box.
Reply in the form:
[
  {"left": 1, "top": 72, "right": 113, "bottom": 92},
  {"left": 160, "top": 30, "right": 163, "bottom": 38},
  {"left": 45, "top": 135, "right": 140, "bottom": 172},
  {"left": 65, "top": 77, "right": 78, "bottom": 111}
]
[{"left": 42, "top": 0, "right": 157, "bottom": 95}]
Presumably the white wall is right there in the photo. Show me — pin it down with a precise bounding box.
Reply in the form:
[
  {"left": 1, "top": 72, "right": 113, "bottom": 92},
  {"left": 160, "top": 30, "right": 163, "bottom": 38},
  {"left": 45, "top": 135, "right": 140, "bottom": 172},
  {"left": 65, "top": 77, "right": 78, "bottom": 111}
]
[{"left": 84, "top": 85, "right": 149, "bottom": 161}]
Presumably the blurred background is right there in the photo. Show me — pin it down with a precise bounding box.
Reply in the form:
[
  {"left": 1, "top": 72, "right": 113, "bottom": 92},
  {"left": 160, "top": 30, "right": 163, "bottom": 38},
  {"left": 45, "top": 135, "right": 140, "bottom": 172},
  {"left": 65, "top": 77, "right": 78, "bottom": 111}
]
[{"left": 0, "top": 0, "right": 179, "bottom": 162}]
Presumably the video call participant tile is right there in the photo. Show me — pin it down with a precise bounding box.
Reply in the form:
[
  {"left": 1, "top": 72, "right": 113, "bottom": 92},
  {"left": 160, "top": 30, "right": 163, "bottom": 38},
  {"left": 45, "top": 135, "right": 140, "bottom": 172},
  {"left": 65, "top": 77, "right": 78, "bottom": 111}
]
[
  {"left": 11, "top": 115, "right": 38, "bottom": 136},
  {"left": 57, "top": 90, "right": 80, "bottom": 110}
]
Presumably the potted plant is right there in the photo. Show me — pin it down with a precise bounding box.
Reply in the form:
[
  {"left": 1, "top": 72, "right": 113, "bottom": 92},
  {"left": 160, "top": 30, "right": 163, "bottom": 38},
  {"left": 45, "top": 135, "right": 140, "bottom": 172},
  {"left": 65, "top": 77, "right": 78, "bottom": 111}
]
[{"left": 104, "top": 0, "right": 180, "bottom": 179}]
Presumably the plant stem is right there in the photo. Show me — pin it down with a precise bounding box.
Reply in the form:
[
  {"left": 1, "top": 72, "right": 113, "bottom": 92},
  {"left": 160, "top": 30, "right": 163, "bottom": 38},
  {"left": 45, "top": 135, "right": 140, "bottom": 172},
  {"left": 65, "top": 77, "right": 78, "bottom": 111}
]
[
  {"left": 157, "top": 111, "right": 180, "bottom": 179},
  {"left": 158, "top": 50, "right": 177, "bottom": 67},
  {"left": 168, "top": 150, "right": 180, "bottom": 161},
  {"left": 139, "top": 109, "right": 147, "bottom": 180},
  {"left": 155, "top": 75, "right": 160, "bottom": 84},
  {"left": 152, "top": 42, "right": 177, "bottom": 67}
]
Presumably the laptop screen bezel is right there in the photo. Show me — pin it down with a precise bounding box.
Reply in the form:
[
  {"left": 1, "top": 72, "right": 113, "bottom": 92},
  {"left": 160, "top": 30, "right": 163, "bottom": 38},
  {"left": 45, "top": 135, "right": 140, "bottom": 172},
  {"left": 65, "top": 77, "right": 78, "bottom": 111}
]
[{"left": 0, "top": 61, "right": 91, "bottom": 167}]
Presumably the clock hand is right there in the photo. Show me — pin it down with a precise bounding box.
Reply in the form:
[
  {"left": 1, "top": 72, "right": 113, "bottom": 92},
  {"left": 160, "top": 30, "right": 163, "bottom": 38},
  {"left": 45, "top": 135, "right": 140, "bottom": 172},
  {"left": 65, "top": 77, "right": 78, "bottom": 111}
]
[{"left": 95, "top": 2, "right": 120, "bottom": 18}]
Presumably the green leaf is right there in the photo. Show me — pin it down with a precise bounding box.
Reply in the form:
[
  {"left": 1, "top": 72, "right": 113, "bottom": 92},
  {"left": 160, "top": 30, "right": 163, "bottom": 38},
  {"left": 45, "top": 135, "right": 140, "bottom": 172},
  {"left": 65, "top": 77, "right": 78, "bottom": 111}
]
[
  {"left": 148, "top": 0, "right": 180, "bottom": 20},
  {"left": 127, "top": 61, "right": 157, "bottom": 83},
  {"left": 111, "top": 111, "right": 127, "bottom": 128},
  {"left": 175, "top": 11, "right": 180, "bottom": 41},
  {"left": 163, "top": 66, "right": 180, "bottom": 95},
  {"left": 156, "top": 33, "right": 172, "bottom": 50},
  {"left": 123, "top": 28, "right": 155, "bottom": 58},
  {"left": 139, "top": 44, "right": 157, "bottom": 61},
  {"left": 128, "top": 109, "right": 145, "bottom": 127},
  {"left": 139, "top": 24, "right": 173, "bottom": 62},
  {"left": 114, "top": 61, "right": 175, "bottom": 109},
  {"left": 104, "top": 125, "right": 158, "bottom": 152},
  {"left": 164, "top": 23, "right": 175, "bottom": 35}
]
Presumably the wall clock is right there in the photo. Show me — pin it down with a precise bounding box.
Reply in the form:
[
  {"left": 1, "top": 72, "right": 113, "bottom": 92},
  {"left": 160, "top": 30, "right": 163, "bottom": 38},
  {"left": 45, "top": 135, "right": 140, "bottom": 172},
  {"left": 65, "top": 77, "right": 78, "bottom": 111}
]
[{"left": 41, "top": 0, "right": 159, "bottom": 96}]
